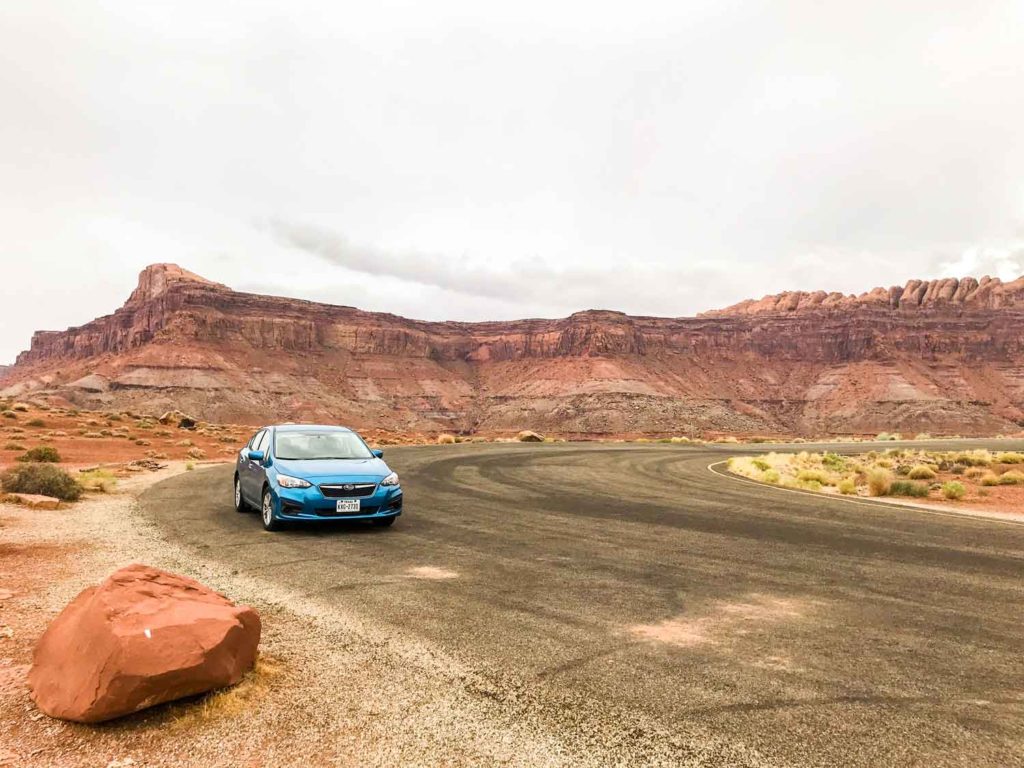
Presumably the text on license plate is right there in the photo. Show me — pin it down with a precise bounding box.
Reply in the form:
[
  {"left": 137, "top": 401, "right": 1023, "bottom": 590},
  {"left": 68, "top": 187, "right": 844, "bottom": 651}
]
[{"left": 336, "top": 500, "right": 360, "bottom": 513}]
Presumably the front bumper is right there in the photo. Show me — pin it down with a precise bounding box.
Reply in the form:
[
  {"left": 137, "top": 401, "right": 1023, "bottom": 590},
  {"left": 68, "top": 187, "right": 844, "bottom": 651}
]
[{"left": 273, "top": 483, "right": 403, "bottom": 521}]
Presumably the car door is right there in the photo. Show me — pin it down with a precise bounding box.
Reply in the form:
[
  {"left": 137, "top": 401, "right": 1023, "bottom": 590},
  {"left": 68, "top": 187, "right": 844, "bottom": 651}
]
[
  {"left": 251, "top": 429, "right": 271, "bottom": 496},
  {"left": 241, "top": 429, "right": 266, "bottom": 502}
]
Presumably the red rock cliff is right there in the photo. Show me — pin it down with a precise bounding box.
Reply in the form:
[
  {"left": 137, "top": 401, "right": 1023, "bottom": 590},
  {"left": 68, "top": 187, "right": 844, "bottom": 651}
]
[{"left": 7, "top": 265, "right": 1024, "bottom": 436}]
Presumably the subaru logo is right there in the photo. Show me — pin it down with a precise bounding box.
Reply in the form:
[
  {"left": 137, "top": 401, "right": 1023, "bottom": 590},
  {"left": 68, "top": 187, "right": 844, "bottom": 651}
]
[{"left": 343, "top": 483, "right": 355, "bottom": 491}]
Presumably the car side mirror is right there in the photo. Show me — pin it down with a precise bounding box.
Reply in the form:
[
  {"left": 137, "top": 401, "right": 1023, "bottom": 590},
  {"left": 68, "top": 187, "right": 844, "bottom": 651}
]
[
  {"left": 247, "top": 450, "right": 265, "bottom": 462},
  {"left": 372, "top": 449, "right": 384, "bottom": 458}
]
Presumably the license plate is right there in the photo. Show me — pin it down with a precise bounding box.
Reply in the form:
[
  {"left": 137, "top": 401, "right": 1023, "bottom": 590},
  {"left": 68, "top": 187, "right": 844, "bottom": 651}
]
[{"left": 336, "top": 499, "right": 360, "bottom": 513}]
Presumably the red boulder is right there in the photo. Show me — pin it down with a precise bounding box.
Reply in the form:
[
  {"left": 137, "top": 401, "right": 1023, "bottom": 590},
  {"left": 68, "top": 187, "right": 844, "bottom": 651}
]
[{"left": 28, "top": 564, "right": 260, "bottom": 723}]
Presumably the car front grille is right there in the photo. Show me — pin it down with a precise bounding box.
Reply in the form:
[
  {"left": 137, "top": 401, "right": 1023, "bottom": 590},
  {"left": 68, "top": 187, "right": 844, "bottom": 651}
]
[{"left": 319, "top": 483, "right": 377, "bottom": 498}]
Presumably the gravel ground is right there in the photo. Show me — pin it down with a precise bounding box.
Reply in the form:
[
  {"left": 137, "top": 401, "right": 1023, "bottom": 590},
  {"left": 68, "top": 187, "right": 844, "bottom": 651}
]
[{"left": 0, "top": 463, "right": 771, "bottom": 768}]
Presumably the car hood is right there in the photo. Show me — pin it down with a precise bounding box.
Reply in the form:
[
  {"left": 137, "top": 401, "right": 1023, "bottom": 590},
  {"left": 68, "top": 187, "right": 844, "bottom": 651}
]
[{"left": 274, "top": 457, "right": 391, "bottom": 481}]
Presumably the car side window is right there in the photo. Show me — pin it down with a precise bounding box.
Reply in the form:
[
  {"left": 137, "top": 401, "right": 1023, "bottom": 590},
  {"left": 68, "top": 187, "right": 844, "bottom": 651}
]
[
  {"left": 255, "top": 431, "right": 270, "bottom": 455},
  {"left": 247, "top": 430, "right": 264, "bottom": 449}
]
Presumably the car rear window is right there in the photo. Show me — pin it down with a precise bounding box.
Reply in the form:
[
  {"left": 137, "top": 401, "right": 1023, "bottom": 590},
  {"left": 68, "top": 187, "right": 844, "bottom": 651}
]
[{"left": 274, "top": 431, "right": 373, "bottom": 460}]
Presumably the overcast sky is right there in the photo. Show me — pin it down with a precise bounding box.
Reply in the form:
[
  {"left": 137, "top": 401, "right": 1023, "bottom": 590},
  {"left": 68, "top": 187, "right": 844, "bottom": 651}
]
[{"left": 2, "top": 1, "right": 1024, "bottom": 363}]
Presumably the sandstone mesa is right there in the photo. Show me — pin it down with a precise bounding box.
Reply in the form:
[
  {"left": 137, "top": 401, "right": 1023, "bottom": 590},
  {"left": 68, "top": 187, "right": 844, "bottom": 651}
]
[{"left": 3, "top": 264, "right": 1024, "bottom": 436}]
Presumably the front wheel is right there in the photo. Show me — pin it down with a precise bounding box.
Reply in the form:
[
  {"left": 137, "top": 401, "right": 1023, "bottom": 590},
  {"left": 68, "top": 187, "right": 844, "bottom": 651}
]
[
  {"left": 234, "top": 476, "right": 249, "bottom": 513},
  {"left": 261, "top": 488, "right": 281, "bottom": 531}
]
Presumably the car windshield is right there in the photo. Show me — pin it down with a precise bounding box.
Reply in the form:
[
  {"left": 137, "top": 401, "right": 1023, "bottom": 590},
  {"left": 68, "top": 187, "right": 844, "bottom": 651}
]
[{"left": 274, "top": 431, "right": 373, "bottom": 460}]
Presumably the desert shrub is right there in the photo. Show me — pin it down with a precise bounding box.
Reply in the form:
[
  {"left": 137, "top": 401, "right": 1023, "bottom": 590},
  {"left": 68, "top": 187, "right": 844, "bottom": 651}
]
[
  {"left": 996, "top": 452, "right": 1024, "bottom": 464},
  {"left": 889, "top": 480, "right": 929, "bottom": 498},
  {"left": 669, "top": 436, "right": 690, "bottom": 444},
  {"left": 3, "top": 442, "right": 25, "bottom": 451},
  {"left": 949, "top": 463, "right": 966, "bottom": 475},
  {"left": 821, "top": 453, "right": 845, "bottom": 470},
  {"left": 25, "top": 418, "right": 46, "bottom": 428},
  {"left": 874, "top": 458, "right": 894, "bottom": 469},
  {"left": 15, "top": 446, "right": 61, "bottom": 463},
  {"left": 2, "top": 411, "right": 17, "bottom": 419},
  {"left": 763, "top": 469, "right": 780, "bottom": 484},
  {"left": 979, "top": 472, "right": 1001, "bottom": 487},
  {"left": 875, "top": 432, "right": 894, "bottom": 441},
  {"left": 437, "top": 433, "right": 456, "bottom": 444},
  {"left": 79, "top": 469, "right": 117, "bottom": 493},
  {"left": 837, "top": 477, "right": 857, "bottom": 495},
  {"left": 964, "top": 467, "right": 986, "bottom": 479},
  {"left": 11, "top": 403, "right": 29, "bottom": 412},
  {"left": 998, "top": 470, "right": 1024, "bottom": 485},
  {"left": 914, "top": 433, "right": 932, "bottom": 440},
  {"left": 895, "top": 464, "right": 910, "bottom": 476},
  {"left": 907, "top": 464, "right": 936, "bottom": 480},
  {"left": 954, "top": 450, "right": 993, "bottom": 467},
  {"left": 752, "top": 458, "right": 771, "bottom": 471},
  {"left": 941, "top": 481, "right": 966, "bottom": 500},
  {"left": 107, "top": 413, "right": 123, "bottom": 422},
  {"left": 186, "top": 446, "right": 206, "bottom": 459},
  {"left": 0, "top": 463, "right": 82, "bottom": 501},
  {"left": 83, "top": 432, "right": 103, "bottom": 439},
  {"left": 797, "top": 468, "right": 831, "bottom": 485},
  {"left": 867, "top": 468, "right": 893, "bottom": 496},
  {"left": 186, "top": 461, "right": 195, "bottom": 471}
]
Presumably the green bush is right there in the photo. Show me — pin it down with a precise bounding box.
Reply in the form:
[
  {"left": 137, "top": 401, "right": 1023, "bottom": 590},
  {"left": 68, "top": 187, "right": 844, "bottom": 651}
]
[
  {"left": 941, "top": 481, "right": 965, "bottom": 500},
  {"left": 752, "top": 458, "right": 771, "bottom": 471},
  {"left": 763, "top": 469, "right": 780, "bottom": 484},
  {"left": 15, "top": 446, "right": 62, "bottom": 463},
  {"left": 0, "top": 463, "right": 82, "bottom": 501},
  {"left": 837, "top": 477, "right": 857, "bottom": 495},
  {"left": 889, "top": 480, "right": 929, "bottom": 497},
  {"left": 907, "top": 464, "right": 936, "bottom": 480}
]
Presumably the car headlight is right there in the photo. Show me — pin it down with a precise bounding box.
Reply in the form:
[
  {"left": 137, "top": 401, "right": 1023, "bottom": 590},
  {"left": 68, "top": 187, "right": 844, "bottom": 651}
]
[
  {"left": 277, "top": 474, "right": 312, "bottom": 489},
  {"left": 380, "top": 471, "right": 400, "bottom": 487}
]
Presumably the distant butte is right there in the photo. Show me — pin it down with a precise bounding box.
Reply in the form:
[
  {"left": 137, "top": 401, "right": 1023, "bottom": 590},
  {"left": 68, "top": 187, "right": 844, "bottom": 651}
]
[{"left": 3, "top": 263, "right": 1024, "bottom": 436}]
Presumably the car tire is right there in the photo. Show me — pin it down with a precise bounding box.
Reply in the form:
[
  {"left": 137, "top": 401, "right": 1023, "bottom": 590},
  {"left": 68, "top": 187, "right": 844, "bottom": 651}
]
[
  {"left": 234, "top": 476, "right": 249, "bottom": 513},
  {"left": 373, "top": 516, "right": 396, "bottom": 528},
  {"left": 261, "top": 487, "right": 280, "bottom": 532}
]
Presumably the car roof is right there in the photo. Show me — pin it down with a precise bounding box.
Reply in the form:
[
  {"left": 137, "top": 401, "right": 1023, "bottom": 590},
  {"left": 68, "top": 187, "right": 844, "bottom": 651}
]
[{"left": 270, "top": 424, "right": 354, "bottom": 433}]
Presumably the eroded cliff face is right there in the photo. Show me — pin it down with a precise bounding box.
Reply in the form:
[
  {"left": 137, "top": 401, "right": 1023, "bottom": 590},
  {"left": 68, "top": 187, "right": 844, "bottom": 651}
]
[{"left": 6, "top": 264, "right": 1024, "bottom": 436}]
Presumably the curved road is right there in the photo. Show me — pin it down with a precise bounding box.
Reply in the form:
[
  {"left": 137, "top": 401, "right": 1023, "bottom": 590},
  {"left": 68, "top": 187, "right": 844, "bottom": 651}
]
[{"left": 141, "top": 442, "right": 1024, "bottom": 766}]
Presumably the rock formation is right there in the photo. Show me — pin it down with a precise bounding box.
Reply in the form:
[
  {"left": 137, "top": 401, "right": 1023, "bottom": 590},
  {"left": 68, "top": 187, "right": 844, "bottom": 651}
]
[
  {"left": 4, "top": 264, "right": 1024, "bottom": 436},
  {"left": 28, "top": 564, "right": 260, "bottom": 723}
]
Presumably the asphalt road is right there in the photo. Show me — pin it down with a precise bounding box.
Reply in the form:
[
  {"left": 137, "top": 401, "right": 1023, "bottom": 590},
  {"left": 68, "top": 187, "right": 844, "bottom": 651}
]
[{"left": 140, "top": 441, "right": 1024, "bottom": 766}]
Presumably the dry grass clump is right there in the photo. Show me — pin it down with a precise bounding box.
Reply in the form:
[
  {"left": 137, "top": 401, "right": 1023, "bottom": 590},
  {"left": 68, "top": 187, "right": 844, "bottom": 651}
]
[
  {"left": 907, "top": 464, "right": 936, "bottom": 480},
  {"left": 169, "top": 656, "right": 283, "bottom": 729},
  {"left": 996, "top": 452, "right": 1024, "bottom": 464},
  {"left": 79, "top": 468, "right": 118, "bottom": 493},
  {"left": 837, "top": 477, "right": 857, "bottom": 494},
  {"left": 889, "top": 480, "right": 929, "bottom": 497},
  {"left": 998, "top": 470, "right": 1024, "bottom": 485},
  {"left": 979, "top": 471, "right": 1001, "bottom": 487},
  {"left": 941, "top": 481, "right": 966, "bottom": 500},
  {"left": 436, "top": 433, "right": 457, "bottom": 444},
  {"left": 866, "top": 468, "right": 893, "bottom": 496}
]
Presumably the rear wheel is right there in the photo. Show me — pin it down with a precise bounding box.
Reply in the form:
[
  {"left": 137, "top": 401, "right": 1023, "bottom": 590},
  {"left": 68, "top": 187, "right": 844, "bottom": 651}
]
[
  {"left": 261, "top": 487, "right": 280, "bottom": 532},
  {"left": 373, "top": 516, "right": 396, "bottom": 528},
  {"left": 234, "top": 476, "right": 249, "bottom": 513}
]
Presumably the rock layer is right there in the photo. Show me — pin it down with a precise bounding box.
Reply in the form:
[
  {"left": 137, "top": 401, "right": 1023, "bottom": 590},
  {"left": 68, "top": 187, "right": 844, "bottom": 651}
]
[
  {"left": 5, "top": 264, "right": 1024, "bottom": 435},
  {"left": 28, "top": 564, "right": 260, "bottom": 723}
]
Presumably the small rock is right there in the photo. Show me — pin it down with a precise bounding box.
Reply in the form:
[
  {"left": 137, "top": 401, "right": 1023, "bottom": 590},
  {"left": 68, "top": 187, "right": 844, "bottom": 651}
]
[{"left": 0, "top": 493, "right": 61, "bottom": 510}]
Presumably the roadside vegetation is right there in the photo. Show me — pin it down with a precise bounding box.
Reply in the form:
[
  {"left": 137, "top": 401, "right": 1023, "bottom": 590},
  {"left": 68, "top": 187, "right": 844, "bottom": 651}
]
[
  {"left": 1, "top": 462, "right": 84, "bottom": 501},
  {"left": 728, "top": 448, "right": 1024, "bottom": 507}
]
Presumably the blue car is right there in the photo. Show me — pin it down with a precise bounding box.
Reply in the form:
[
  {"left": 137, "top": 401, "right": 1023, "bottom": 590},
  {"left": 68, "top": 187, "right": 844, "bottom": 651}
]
[{"left": 234, "top": 424, "right": 402, "bottom": 532}]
